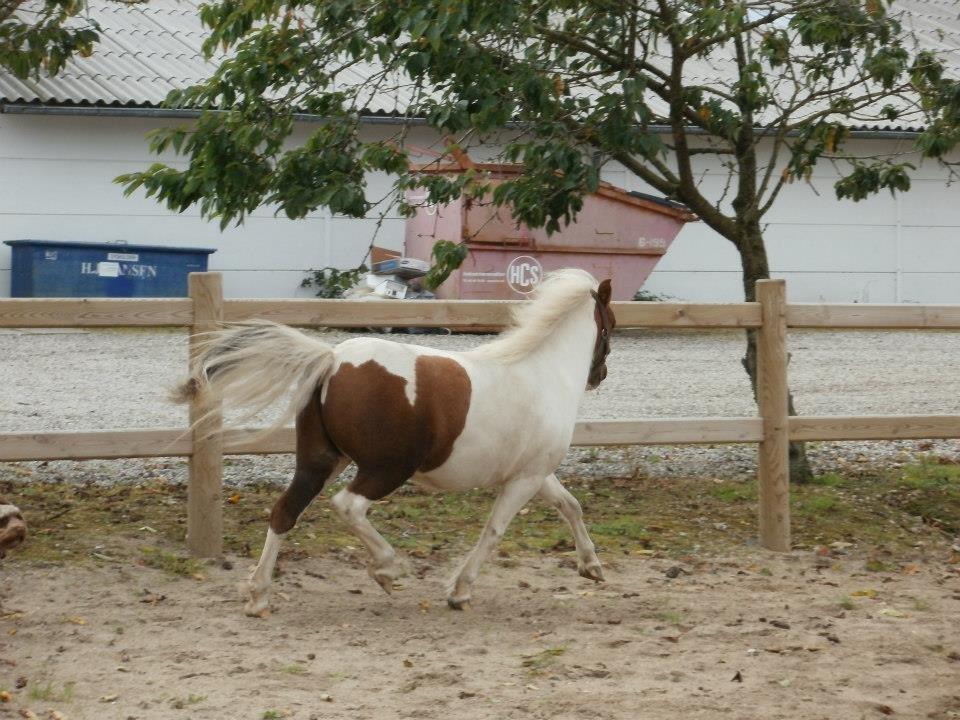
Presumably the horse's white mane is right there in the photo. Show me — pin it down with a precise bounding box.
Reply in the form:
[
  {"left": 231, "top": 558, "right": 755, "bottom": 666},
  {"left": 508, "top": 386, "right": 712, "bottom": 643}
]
[{"left": 475, "top": 268, "right": 597, "bottom": 363}]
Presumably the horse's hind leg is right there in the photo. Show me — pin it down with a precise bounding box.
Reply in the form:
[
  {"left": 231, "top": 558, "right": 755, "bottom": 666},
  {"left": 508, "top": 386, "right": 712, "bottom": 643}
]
[
  {"left": 330, "top": 473, "right": 405, "bottom": 594},
  {"left": 245, "top": 398, "right": 347, "bottom": 617},
  {"left": 447, "top": 475, "right": 544, "bottom": 609},
  {"left": 538, "top": 473, "right": 603, "bottom": 582}
]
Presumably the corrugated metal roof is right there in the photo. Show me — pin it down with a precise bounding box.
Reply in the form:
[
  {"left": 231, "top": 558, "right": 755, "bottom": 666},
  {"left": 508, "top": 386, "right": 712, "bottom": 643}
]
[{"left": 0, "top": 0, "right": 956, "bottom": 129}]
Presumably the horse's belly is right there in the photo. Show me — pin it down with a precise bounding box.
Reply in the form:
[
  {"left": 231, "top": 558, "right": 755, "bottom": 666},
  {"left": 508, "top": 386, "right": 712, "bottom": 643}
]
[{"left": 412, "top": 410, "right": 573, "bottom": 492}]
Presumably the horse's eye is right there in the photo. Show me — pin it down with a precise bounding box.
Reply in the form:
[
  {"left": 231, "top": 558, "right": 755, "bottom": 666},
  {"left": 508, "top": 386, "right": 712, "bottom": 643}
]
[{"left": 601, "top": 329, "right": 608, "bottom": 338}]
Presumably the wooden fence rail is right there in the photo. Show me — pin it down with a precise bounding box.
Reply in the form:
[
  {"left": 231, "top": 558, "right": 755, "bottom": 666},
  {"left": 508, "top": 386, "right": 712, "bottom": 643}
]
[{"left": 2, "top": 273, "right": 959, "bottom": 557}]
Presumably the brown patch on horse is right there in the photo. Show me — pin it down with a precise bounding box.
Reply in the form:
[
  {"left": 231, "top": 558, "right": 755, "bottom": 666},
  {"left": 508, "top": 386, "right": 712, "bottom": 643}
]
[
  {"left": 0, "top": 498, "right": 26, "bottom": 557},
  {"left": 269, "top": 395, "right": 344, "bottom": 534},
  {"left": 322, "top": 355, "right": 471, "bottom": 500}
]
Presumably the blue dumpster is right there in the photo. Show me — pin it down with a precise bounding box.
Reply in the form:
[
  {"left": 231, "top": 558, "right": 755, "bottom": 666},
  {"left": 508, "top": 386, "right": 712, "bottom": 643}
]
[{"left": 4, "top": 240, "right": 217, "bottom": 298}]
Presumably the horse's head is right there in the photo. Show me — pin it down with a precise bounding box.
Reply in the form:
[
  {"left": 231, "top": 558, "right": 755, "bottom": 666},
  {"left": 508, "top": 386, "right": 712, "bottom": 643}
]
[
  {"left": 0, "top": 499, "right": 26, "bottom": 558},
  {"left": 587, "top": 279, "right": 615, "bottom": 390}
]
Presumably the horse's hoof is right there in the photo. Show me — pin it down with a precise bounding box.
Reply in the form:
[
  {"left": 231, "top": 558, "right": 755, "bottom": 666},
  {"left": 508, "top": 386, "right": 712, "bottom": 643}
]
[
  {"left": 370, "top": 568, "right": 397, "bottom": 595},
  {"left": 579, "top": 564, "right": 605, "bottom": 583},
  {"left": 244, "top": 598, "right": 270, "bottom": 618},
  {"left": 446, "top": 597, "right": 471, "bottom": 611}
]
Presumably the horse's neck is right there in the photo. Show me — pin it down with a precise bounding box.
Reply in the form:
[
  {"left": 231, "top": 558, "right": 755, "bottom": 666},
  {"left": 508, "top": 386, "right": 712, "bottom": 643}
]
[{"left": 519, "top": 304, "right": 594, "bottom": 391}]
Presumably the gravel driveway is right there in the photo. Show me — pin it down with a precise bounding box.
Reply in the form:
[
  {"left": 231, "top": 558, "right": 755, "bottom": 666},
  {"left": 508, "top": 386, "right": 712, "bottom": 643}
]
[{"left": 2, "top": 327, "right": 959, "bottom": 485}]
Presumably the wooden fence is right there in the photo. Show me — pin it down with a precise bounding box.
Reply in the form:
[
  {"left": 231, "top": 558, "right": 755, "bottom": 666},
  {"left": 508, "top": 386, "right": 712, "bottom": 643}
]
[{"left": 2, "top": 272, "right": 960, "bottom": 556}]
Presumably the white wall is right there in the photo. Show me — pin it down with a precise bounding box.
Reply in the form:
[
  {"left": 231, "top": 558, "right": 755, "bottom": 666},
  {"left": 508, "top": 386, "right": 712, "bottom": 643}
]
[
  {"left": 0, "top": 114, "right": 409, "bottom": 297},
  {"left": 2, "top": 115, "right": 958, "bottom": 302},
  {"left": 602, "top": 138, "right": 960, "bottom": 303}
]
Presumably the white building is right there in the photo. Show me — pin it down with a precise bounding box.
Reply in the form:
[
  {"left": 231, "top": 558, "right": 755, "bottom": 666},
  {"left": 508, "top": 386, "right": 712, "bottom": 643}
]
[{"left": 1, "top": 0, "right": 958, "bottom": 302}]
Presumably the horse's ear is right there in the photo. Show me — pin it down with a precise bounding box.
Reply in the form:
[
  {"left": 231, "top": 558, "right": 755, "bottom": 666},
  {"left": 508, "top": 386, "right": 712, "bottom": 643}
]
[{"left": 597, "top": 279, "right": 612, "bottom": 305}]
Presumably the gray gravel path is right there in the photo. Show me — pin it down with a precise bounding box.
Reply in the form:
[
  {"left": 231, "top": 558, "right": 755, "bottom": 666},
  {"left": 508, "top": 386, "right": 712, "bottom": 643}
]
[{"left": 2, "top": 327, "right": 959, "bottom": 486}]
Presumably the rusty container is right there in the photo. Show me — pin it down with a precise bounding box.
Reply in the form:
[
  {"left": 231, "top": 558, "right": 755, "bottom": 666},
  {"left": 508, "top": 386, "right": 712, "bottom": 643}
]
[{"left": 403, "top": 162, "right": 697, "bottom": 300}]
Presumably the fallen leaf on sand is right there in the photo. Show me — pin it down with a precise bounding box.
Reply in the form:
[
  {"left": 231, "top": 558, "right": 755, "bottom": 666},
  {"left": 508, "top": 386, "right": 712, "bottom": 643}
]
[
  {"left": 64, "top": 617, "right": 86, "bottom": 625},
  {"left": 99, "top": 695, "right": 118, "bottom": 703},
  {"left": 227, "top": 493, "right": 241, "bottom": 504},
  {"left": 0, "top": 691, "right": 10, "bottom": 703},
  {"left": 851, "top": 589, "right": 877, "bottom": 598}
]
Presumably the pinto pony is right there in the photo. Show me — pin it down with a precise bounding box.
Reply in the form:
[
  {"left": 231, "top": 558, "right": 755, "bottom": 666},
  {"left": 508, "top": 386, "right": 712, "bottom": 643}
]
[{"left": 176, "top": 268, "right": 615, "bottom": 615}]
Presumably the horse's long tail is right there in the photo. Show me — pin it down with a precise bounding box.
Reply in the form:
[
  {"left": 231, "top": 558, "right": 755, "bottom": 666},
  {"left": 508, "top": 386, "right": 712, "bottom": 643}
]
[{"left": 171, "top": 320, "right": 336, "bottom": 434}]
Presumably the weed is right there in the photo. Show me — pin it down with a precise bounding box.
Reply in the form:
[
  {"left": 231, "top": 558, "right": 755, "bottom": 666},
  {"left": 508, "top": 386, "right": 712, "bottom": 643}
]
[
  {"left": 29, "top": 680, "right": 75, "bottom": 703},
  {"left": 521, "top": 646, "right": 566, "bottom": 674},
  {"left": 709, "top": 484, "right": 757, "bottom": 502},
  {"left": 652, "top": 609, "right": 684, "bottom": 625},
  {"left": 811, "top": 473, "right": 846, "bottom": 487},
  {"left": 865, "top": 558, "right": 896, "bottom": 573},
  {"left": 911, "top": 597, "right": 931, "bottom": 612},
  {"left": 797, "top": 495, "right": 838, "bottom": 514},
  {"left": 590, "top": 518, "right": 650, "bottom": 541},
  {"left": 280, "top": 663, "right": 307, "bottom": 675},
  {"left": 839, "top": 596, "right": 855, "bottom": 611},
  {"left": 171, "top": 694, "right": 207, "bottom": 709},
  {"left": 139, "top": 547, "right": 204, "bottom": 578}
]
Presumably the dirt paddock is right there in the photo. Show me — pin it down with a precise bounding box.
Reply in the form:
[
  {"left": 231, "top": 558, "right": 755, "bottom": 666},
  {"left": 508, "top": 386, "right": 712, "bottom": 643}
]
[{"left": 3, "top": 541, "right": 959, "bottom": 720}]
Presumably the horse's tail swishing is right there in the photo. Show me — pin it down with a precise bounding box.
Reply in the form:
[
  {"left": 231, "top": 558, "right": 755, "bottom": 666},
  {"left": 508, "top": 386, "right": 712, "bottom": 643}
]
[{"left": 172, "top": 320, "right": 337, "bottom": 434}]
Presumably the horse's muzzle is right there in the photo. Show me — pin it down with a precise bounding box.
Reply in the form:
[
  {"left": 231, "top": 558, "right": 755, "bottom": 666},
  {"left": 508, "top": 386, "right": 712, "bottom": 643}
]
[{"left": 586, "top": 364, "right": 608, "bottom": 390}]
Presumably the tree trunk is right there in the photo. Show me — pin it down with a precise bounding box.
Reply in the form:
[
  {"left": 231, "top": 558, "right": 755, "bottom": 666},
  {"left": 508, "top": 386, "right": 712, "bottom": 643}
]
[{"left": 736, "top": 228, "right": 813, "bottom": 485}]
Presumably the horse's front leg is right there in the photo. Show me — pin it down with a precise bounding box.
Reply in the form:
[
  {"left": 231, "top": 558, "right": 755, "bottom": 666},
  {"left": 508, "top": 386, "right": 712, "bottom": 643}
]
[
  {"left": 538, "top": 473, "right": 603, "bottom": 582},
  {"left": 446, "top": 475, "right": 544, "bottom": 609}
]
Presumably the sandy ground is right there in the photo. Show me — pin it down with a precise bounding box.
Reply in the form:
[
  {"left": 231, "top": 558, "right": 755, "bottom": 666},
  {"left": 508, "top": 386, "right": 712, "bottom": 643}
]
[{"left": 2, "top": 546, "right": 959, "bottom": 720}]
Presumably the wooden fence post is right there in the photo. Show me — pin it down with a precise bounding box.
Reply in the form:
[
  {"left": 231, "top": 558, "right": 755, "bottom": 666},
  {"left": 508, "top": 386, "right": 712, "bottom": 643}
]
[
  {"left": 187, "top": 272, "right": 224, "bottom": 558},
  {"left": 756, "top": 279, "right": 791, "bottom": 551}
]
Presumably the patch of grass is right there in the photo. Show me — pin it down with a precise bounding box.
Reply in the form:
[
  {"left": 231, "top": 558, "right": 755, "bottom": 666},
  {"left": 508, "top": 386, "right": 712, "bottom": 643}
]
[
  {"left": 839, "top": 596, "right": 855, "bottom": 611},
  {"left": 911, "top": 597, "right": 931, "bottom": 612},
  {"left": 796, "top": 494, "right": 839, "bottom": 515},
  {"left": 521, "top": 646, "right": 566, "bottom": 674},
  {"left": 29, "top": 680, "right": 75, "bottom": 703},
  {"left": 708, "top": 484, "right": 757, "bottom": 502},
  {"left": 279, "top": 663, "right": 307, "bottom": 675},
  {"left": 5, "top": 455, "right": 960, "bottom": 570},
  {"left": 901, "top": 459, "right": 960, "bottom": 490},
  {"left": 170, "top": 694, "right": 207, "bottom": 709},
  {"left": 811, "top": 472, "right": 846, "bottom": 487},
  {"left": 589, "top": 517, "right": 652, "bottom": 542},
  {"left": 651, "top": 609, "right": 685, "bottom": 626},
  {"left": 865, "top": 558, "right": 897, "bottom": 573},
  {"left": 139, "top": 547, "right": 204, "bottom": 578},
  {"left": 262, "top": 711, "right": 284, "bottom": 720}
]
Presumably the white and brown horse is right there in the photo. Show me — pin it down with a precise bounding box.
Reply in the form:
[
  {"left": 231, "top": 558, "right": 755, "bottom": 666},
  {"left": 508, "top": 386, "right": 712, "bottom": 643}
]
[{"left": 176, "top": 268, "right": 615, "bottom": 615}]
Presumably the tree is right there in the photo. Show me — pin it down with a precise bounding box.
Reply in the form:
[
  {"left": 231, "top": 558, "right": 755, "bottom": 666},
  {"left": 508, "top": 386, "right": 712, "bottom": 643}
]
[
  {"left": 1, "top": 0, "right": 99, "bottom": 78},
  {"left": 118, "top": 0, "right": 960, "bottom": 482}
]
